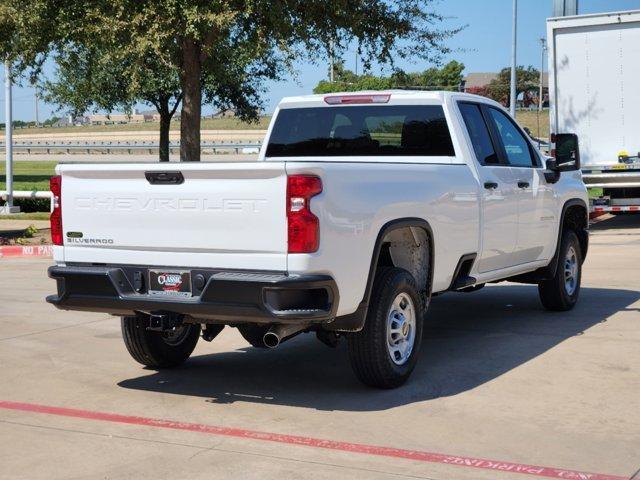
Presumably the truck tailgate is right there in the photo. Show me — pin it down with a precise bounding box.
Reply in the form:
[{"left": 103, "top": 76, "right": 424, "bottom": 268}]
[{"left": 58, "top": 162, "right": 287, "bottom": 271}]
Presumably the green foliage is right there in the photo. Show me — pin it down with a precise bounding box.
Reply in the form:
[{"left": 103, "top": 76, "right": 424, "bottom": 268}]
[
  {"left": 43, "top": 116, "right": 61, "bottom": 126},
  {"left": 41, "top": 43, "right": 183, "bottom": 160},
  {"left": 0, "top": 161, "right": 55, "bottom": 195},
  {"left": 43, "top": 44, "right": 181, "bottom": 118},
  {"left": 23, "top": 224, "right": 39, "bottom": 238},
  {"left": 314, "top": 63, "right": 395, "bottom": 93},
  {"left": 314, "top": 60, "right": 465, "bottom": 94},
  {"left": 0, "top": 212, "right": 51, "bottom": 220},
  {"left": 2, "top": 0, "right": 461, "bottom": 161},
  {"left": 0, "top": 197, "right": 50, "bottom": 212},
  {"left": 487, "top": 66, "right": 540, "bottom": 105}
]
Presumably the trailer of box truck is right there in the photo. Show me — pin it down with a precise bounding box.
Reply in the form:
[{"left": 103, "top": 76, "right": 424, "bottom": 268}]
[{"left": 547, "top": 10, "right": 640, "bottom": 213}]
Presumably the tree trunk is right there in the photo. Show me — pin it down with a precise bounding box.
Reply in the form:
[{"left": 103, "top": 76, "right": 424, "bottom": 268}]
[
  {"left": 158, "top": 102, "right": 171, "bottom": 162},
  {"left": 180, "top": 38, "right": 202, "bottom": 162}
]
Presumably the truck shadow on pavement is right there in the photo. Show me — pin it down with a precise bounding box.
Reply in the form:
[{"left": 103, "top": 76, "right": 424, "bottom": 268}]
[
  {"left": 591, "top": 214, "right": 640, "bottom": 231},
  {"left": 118, "top": 284, "right": 639, "bottom": 412}
]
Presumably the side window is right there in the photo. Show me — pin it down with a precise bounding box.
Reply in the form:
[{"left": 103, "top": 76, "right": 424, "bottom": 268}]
[
  {"left": 487, "top": 108, "right": 535, "bottom": 167},
  {"left": 458, "top": 103, "right": 499, "bottom": 165}
]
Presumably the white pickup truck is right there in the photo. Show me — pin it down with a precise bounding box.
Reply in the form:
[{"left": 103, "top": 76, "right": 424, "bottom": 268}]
[{"left": 47, "top": 91, "right": 589, "bottom": 388}]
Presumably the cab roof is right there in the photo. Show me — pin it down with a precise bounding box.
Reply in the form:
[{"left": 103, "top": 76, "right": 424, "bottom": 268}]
[{"left": 277, "top": 90, "right": 496, "bottom": 109}]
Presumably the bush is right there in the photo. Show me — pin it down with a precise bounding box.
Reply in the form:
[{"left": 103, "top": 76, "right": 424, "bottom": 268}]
[
  {"left": 0, "top": 197, "right": 50, "bottom": 212},
  {"left": 23, "top": 224, "right": 39, "bottom": 238}
]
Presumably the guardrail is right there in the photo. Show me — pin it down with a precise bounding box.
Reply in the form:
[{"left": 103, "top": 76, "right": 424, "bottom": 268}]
[
  {"left": 0, "top": 190, "right": 54, "bottom": 212},
  {"left": 0, "top": 141, "right": 262, "bottom": 155}
]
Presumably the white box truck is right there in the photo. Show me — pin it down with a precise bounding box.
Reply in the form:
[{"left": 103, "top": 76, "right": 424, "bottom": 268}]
[{"left": 547, "top": 10, "right": 640, "bottom": 213}]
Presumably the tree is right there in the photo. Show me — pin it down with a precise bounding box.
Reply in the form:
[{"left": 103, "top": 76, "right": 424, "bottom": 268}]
[
  {"left": 43, "top": 116, "right": 61, "bottom": 127},
  {"left": 314, "top": 61, "right": 395, "bottom": 94},
  {"left": 43, "top": 45, "right": 182, "bottom": 162},
  {"left": 314, "top": 60, "right": 465, "bottom": 94},
  {"left": 487, "top": 66, "right": 540, "bottom": 106},
  {"left": 2, "top": 0, "right": 460, "bottom": 161}
]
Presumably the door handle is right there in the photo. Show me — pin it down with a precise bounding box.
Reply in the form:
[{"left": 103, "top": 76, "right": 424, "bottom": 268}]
[
  {"left": 484, "top": 181, "right": 498, "bottom": 190},
  {"left": 517, "top": 181, "right": 530, "bottom": 189},
  {"left": 145, "top": 171, "right": 184, "bottom": 185}
]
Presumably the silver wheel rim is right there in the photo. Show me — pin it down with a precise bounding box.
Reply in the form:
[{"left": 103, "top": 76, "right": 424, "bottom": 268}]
[
  {"left": 564, "top": 246, "right": 578, "bottom": 296},
  {"left": 386, "top": 293, "right": 416, "bottom": 366},
  {"left": 162, "top": 325, "right": 191, "bottom": 346}
]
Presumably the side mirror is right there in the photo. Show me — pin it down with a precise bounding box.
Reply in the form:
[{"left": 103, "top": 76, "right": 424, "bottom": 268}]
[
  {"left": 544, "top": 158, "right": 560, "bottom": 183},
  {"left": 552, "top": 133, "right": 580, "bottom": 171}
]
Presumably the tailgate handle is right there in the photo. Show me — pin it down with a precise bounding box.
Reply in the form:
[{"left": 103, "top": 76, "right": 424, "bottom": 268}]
[{"left": 145, "top": 171, "right": 184, "bottom": 185}]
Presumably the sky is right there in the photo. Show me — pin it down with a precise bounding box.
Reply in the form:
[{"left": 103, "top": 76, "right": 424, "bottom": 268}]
[{"left": 1, "top": 0, "right": 639, "bottom": 122}]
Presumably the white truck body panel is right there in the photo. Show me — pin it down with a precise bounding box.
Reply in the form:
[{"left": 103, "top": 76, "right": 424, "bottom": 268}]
[
  {"left": 57, "top": 162, "right": 288, "bottom": 271},
  {"left": 285, "top": 161, "right": 480, "bottom": 315},
  {"left": 548, "top": 10, "right": 640, "bottom": 168}
]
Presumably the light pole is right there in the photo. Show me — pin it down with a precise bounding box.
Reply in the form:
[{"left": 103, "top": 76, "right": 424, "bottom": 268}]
[
  {"left": 509, "top": 0, "right": 518, "bottom": 116},
  {"left": 2, "top": 61, "right": 18, "bottom": 214},
  {"left": 35, "top": 86, "right": 40, "bottom": 127},
  {"left": 355, "top": 50, "right": 358, "bottom": 76},
  {"left": 539, "top": 38, "right": 546, "bottom": 112}
]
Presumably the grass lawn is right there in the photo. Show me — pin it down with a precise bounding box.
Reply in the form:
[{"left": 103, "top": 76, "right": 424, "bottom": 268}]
[
  {"left": 0, "top": 212, "right": 51, "bottom": 220},
  {"left": 515, "top": 109, "right": 550, "bottom": 139},
  {"left": 9, "top": 116, "right": 271, "bottom": 137},
  {"left": 0, "top": 161, "right": 56, "bottom": 191}
]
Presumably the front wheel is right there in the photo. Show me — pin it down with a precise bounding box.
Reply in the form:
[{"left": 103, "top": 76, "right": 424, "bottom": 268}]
[
  {"left": 347, "top": 267, "right": 425, "bottom": 389},
  {"left": 538, "top": 230, "right": 582, "bottom": 311},
  {"left": 121, "top": 315, "right": 201, "bottom": 368}
]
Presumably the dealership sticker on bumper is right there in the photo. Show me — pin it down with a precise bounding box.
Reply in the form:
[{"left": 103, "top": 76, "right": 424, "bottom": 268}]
[{"left": 148, "top": 270, "right": 192, "bottom": 298}]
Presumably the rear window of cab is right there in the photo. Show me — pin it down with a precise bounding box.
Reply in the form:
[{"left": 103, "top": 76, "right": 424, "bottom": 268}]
[{"left": 265, "top": 105, "right": 454, "bottom": 157}]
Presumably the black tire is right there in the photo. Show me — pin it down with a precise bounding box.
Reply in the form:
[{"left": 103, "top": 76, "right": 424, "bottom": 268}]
[
  {"left": 538, "top": 230, "right": 582, "bottom": 311},
  {"left": 237, "top": 324, "right": 270, "bottom": 348},
  {"left": 121, "top": 315, "right": 201, "bottom": 368},
  {"left": 347, "top": 267, "right": 425, "bottom": 389}
]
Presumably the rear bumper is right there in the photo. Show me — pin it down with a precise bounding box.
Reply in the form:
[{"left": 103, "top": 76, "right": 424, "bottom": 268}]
[{"left": 47, "top": 264, "right": 338, "bottom": 324}]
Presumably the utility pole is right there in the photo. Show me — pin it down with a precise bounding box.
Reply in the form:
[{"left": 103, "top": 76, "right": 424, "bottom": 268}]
[
  {"left": 355, "top": 50, "right": 358, "bottom": 77},
  {"left": 509, "top": 0, "right": 518, "bottom": 116},
  {"left": 2, "top": 61, "right": 18, "bottom": 214},
  {"left": 35, "top": 86, "right": 40, "bottom": 127},
  {"left": 539, "top": 38, "right": 546, "bottom": 111},
  {"left": 553, "top": 0, "right": 578, "bottom": 17}
]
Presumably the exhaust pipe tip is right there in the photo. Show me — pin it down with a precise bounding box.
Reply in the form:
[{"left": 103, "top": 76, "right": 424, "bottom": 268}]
[{"left": 263, "top": 332, "right": 280, "bottom": 349}]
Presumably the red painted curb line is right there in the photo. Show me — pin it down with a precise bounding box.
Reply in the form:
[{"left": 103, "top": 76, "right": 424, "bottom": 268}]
[
  {"left": 0, "top": 400, "right": 626, "bottom": 480},
  {"left": 0, "top": 245, "right": 52, "bottom": 258}
]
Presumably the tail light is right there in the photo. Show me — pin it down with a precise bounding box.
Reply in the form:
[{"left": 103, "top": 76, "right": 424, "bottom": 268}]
[
  {"left": 287, "top": 175, "right": 322, "bottom": 253},
  {"left": 324, "top": 94, "right": 390, "bottom": 105},
  {"left": 50, "top": 175, "right": 63, "bottom": 245}
]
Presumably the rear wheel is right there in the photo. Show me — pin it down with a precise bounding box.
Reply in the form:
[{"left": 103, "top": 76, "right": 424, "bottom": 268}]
[
  {"left": 538, "top": 230, "right": 582, "bottom": 311},
  {"left": 347, "top": 267, "right": 425, "bottom": 389},
  {"left": 121, "top": 315, "right": 200, "bottom": 368}
]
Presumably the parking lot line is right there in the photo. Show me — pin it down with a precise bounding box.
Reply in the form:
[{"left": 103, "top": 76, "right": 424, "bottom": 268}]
[{"left": 0, "top": 400, "right": 626, "bottom": 480}]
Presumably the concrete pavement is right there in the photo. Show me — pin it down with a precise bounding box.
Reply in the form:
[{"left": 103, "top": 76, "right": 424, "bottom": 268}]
[{"left": 0, "top": 215, "right": 638, "bottom": 480}]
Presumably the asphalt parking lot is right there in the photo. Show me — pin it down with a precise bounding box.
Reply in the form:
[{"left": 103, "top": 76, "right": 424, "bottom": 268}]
[{"left": 0, "top": 214, "right": 638, "bottom": 480}]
